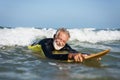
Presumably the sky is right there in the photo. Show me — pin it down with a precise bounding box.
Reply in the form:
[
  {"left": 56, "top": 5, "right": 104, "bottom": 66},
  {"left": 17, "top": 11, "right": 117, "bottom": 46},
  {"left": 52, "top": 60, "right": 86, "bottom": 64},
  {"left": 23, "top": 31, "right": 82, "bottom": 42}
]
[{"left": 0, "top": 0, "right": 120, "bottom": 29}]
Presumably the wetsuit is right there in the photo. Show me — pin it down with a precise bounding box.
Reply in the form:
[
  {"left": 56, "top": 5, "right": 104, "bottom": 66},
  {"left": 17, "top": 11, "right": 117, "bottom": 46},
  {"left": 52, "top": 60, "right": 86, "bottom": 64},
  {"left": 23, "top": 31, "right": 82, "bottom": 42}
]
[{"left": 36, "top": 38, "right": 78, "bottom": 60}]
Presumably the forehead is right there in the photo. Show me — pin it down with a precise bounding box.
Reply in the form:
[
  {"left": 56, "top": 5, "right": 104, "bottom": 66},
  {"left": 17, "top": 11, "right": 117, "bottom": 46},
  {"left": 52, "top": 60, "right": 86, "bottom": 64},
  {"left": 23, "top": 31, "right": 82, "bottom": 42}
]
[{"left": 58, "top": 31, "right": 69, "bottom": 39}]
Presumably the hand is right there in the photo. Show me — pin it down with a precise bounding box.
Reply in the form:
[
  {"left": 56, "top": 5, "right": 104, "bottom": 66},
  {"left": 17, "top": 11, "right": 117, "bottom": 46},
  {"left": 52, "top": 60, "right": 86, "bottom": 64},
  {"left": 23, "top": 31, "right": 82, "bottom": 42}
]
[{"left": 68, "top": 53, "right": 85, "bottom": 62}]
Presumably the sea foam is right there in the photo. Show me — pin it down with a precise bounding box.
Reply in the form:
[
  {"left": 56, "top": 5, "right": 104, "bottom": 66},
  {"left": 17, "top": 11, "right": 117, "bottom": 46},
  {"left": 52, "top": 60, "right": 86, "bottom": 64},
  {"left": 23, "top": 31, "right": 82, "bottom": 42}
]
[{"left": 0, "top": 27, "right": 120, "bottom": 46}]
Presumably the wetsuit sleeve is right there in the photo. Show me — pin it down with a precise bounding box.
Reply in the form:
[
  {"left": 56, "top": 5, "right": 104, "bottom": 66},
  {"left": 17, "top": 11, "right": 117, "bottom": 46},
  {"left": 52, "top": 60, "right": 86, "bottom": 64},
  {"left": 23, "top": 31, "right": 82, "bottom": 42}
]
[
  {"left": 40, "top": 39, "right": 69, "bottom": 60},
  {"left": 64, "top": 44, "right": 79, "bottom": 53},
  {"left": 42, "top": 44, "right": 68, "bottom": 60}
]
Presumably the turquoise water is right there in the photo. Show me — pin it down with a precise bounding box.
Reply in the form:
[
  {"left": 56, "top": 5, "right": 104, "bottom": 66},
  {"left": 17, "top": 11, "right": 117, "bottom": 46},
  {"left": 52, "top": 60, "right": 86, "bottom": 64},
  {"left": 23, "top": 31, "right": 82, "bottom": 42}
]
[{"left": 0, "top": 27, "right": 120, "bottom": 80}]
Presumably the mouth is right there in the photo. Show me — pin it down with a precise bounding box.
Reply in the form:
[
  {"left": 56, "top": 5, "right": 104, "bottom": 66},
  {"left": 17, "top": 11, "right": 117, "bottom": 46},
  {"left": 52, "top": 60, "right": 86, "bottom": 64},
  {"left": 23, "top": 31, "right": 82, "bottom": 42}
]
[
  {"left": 53, "top": 41, "right": 64, "bottom": 50},
  {"left": 56, "top": 42, "right": 64, "bottom": 47}
]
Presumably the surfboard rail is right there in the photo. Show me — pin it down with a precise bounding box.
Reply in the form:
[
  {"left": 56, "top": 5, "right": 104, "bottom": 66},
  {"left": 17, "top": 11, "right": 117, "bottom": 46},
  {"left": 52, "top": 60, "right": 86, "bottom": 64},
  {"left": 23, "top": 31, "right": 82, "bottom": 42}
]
[{"left": 84, "top": 49, "right": 110, "bottom": 60}]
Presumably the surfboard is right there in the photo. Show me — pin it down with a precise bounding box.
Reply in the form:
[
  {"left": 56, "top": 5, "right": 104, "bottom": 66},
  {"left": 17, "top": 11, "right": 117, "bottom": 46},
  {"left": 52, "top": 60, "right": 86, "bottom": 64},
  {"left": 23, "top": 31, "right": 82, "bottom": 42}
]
[
  {"left": 28, "top": 44, "right": 110, "bottom": 62},
  {"left": 28, "top": 44, "right": 46, "bottom": 58},
  {"left": 84, "top": 49, "right": 110, "bottom": 59},
  {"left": 67, "top": 49, "right": 110, "bottom": 62}
]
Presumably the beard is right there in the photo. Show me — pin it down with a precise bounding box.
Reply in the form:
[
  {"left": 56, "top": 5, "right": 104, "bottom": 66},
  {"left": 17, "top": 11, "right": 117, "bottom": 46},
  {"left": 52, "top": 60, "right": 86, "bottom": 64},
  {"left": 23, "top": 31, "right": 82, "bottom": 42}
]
[{"left": 53, "top": 40, "right": 64, "bottom": 50}]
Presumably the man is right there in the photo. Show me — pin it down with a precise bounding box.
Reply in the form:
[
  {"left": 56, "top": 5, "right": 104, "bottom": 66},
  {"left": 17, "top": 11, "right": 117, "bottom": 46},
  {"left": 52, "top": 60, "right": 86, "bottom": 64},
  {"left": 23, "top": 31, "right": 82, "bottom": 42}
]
[{"left": 35, "top": 28, "right": 87, "bottom": 62}]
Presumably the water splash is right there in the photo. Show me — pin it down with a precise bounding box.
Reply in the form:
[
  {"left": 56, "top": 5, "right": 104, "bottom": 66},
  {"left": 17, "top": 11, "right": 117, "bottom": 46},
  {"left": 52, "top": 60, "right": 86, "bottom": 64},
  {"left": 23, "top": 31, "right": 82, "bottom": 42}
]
[{"left": 0, "top": 27, "right": 120, "bottom": 46}]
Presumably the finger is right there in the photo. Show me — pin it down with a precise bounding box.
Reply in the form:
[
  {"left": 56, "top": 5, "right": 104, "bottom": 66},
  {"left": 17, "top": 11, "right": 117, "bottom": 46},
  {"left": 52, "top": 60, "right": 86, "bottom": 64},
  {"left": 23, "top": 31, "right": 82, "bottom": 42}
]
[
  {"left": 74, "top": 54, "right": 84, "bottom": 62},
  {"left": 75, "top": 55, "right": 80, "bottom": 62},
  {"left": 76, "top": 55, "right": 81, "bottom": 62},
  {"left": 79, "top": 56, "right": 83, "bottom": 62},
  {"left": 77, "top": 56, "right": 80, "bottom": 62},
  {"left": 82, "top": 54, "right": 88, "bottom": 57},
  {"left": 77, "top": 54, "right": 83, "bottom": 62},
  {"left": 80, "top": 54, "right": 84, "bottom": 62},
  {"left": 74, "top": 56, "right": 78, "bottom": 62}
]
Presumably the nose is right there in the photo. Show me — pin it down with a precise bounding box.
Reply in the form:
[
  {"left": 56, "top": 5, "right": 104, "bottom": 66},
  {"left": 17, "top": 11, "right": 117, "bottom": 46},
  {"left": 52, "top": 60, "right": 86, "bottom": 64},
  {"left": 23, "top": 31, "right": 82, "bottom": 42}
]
[
  {"left": 60, "top": 42, "right": 65, "bottom": 46},
  {"left": 56, "top": 40, "right": 65, "bottom": 46}
]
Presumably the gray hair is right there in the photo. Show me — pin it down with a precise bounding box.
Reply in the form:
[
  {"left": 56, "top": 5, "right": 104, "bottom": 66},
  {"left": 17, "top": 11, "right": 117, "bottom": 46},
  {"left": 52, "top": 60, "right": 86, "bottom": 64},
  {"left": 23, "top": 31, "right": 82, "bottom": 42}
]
[{"left": 55, "top": 28, "right": 70, "bottom": 38}]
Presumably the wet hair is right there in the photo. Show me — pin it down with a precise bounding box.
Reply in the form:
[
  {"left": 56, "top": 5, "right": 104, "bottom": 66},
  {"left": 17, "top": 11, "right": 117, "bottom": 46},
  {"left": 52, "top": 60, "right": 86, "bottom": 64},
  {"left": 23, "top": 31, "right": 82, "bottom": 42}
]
[{"left": 54, "top": 28, "right": 70, "bottom": 38}]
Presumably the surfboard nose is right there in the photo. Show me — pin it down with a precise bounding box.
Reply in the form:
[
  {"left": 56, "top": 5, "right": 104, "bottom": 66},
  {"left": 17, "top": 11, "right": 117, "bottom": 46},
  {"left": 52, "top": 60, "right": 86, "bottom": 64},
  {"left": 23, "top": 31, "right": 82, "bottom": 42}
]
[{"left": 84, "top": 49, "right": 110, "bottom": 60}]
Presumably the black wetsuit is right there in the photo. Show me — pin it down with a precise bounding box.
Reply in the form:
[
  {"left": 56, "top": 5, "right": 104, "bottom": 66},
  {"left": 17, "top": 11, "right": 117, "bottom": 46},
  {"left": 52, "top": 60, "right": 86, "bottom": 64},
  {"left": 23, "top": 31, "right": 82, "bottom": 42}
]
[{"left": 36, "top": 38, "right": 78, "bottom": 60}]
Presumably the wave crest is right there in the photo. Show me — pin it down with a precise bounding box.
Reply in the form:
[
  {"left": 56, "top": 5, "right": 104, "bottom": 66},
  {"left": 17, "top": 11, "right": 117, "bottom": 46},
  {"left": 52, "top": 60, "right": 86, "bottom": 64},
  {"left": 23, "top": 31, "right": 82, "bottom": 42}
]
[{"left": 0, "top": 27, "right": 120, "bottom": 46}]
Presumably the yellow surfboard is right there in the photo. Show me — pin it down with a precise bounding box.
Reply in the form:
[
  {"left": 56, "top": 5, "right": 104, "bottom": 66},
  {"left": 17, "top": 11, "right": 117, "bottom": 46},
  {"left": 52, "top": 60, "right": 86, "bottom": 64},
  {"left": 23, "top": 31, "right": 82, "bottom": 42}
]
[
  {"left": 28, "top": 44, "right": 110, "bottom": 62},
  {"left": 84, "top": 49, "right": 110, "bottom": 59},
  {"left": 67, "top": 49, "right": 110, "bottom": 62}
]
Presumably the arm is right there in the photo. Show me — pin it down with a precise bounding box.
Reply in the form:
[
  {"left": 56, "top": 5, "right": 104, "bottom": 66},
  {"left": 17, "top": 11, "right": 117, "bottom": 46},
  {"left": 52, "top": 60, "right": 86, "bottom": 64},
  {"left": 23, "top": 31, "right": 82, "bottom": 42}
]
[
  {"left": 42, "top": 44, "right": 68, "bottom": 60},
  {"left": 63, "top": 44, "right": 79, "bottom": 53},
  {"left": 64, "top": 44, "right": 85, "bottom": 62}
]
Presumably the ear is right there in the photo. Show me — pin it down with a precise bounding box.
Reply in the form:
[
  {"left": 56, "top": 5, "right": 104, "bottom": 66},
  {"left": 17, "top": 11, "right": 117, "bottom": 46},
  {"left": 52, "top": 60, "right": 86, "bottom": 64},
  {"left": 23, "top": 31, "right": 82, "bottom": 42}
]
[{"left": 53, "top": 34, "right": 56, "bottom": 38}]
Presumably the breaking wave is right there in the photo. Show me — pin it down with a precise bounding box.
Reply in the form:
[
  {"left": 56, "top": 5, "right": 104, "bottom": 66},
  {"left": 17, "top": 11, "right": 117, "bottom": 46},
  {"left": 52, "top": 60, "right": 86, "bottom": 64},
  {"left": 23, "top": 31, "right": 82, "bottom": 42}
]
[{"left": 0, "top": 27, "right": 120, "bottom": 46}]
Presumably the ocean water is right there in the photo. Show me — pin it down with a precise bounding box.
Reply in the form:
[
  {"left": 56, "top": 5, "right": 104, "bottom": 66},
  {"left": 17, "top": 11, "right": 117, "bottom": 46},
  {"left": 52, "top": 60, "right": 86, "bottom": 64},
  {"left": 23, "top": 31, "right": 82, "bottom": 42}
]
[{"left": 0, "top": 27, "right": 120, "bottom": 80}]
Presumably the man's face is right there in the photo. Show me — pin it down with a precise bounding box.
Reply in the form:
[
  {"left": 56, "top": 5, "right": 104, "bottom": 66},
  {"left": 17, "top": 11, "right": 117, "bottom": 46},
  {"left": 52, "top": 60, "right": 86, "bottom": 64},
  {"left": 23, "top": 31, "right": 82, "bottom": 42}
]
[{"left": 53, "top": 31, "right": 69, "bottom": 50}]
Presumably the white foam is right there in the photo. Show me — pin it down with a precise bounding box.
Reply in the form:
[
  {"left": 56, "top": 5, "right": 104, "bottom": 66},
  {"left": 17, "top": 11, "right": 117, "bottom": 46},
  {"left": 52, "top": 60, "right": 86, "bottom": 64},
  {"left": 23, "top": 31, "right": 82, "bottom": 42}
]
[
  {"left": 0, "top": 27, "right": 56, "bottom": 46},
  {"left": 69, "top": 28, "right": 120, "bottom": 43},
  {"left": 0, "top": 27, "right": 120, "bottom": 46}
]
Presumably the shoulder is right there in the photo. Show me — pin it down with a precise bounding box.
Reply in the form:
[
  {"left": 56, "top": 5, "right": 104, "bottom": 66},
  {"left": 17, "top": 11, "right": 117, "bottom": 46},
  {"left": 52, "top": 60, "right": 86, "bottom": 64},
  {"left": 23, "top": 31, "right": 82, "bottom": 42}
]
[
  {"left": 65, "top": 43, "right": 71, "bottom": 47},
  {"left": 41, "top": 38, "right": 53, "bottom": 42},
  {"left": 61, "top": 43, "right": 71, "bottom": 50},
  {"left": 39, "top": 38, "right": 53, "bottom": 44}
]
